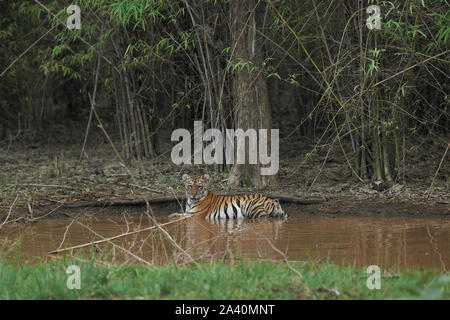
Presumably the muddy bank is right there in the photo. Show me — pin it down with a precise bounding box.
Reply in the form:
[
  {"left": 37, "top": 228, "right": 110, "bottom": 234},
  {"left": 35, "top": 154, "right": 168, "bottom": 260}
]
[
  {"left": 0, "top": 142, "right": 448, "bottom": 223},
  {"left": 1, "top": 197, "right": 448, "bottom": 226},
  {"left": 288, "top": 199, "right": 449, "bottom": 218}
]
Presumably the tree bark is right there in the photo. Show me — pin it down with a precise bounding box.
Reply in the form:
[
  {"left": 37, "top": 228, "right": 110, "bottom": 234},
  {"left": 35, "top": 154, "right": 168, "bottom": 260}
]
[{"left": 228, "top": 0, "right": 277, "bottom": 189}]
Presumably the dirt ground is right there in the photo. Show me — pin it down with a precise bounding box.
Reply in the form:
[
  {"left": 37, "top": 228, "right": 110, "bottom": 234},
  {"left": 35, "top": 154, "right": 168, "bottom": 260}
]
[{"left": 0, "top": 138, "right": 448, "bottom": 222}]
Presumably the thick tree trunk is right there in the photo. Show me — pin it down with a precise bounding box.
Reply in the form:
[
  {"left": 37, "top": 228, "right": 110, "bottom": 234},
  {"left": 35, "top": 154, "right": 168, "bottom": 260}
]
[{"left": 228, "top": 0, "right": 277, "bottom": 189}]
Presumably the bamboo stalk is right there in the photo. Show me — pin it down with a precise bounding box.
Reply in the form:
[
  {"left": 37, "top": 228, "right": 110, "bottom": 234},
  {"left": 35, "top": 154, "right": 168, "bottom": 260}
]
[
  {"left": 78, "top": 44, "right": 102, "bottom": 166},
  {"left": 426, "top": 142, "right": 450, "bottom": 199},
  {"left": 382, "top": 131, "right": 393, "bottom": 182},
  {"left": 124, "top": 74, "right": 141, "bottom": 161},
  {"left": 373, "top": 127, "right": 383, "bottom": 181}
]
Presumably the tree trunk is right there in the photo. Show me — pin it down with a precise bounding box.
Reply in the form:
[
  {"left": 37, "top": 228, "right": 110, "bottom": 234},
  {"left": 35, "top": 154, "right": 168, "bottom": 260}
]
[{"left": 227, "top": 0, "right": 277, "bottom": 189}]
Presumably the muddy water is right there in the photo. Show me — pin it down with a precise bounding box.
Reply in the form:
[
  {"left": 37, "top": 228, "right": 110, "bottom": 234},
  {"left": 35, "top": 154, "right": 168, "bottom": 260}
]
[{"left": 1, "top": 210, "right": 448, "bottom": 270}]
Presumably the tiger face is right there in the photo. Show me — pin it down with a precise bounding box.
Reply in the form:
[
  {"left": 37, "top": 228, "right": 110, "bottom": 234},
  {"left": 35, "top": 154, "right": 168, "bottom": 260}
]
[
  {"left": 182, "top": 174, "right": 210, "bottom": 201},
  {"left": 270, "top": 199, "right": 286, "bottom": 217}
]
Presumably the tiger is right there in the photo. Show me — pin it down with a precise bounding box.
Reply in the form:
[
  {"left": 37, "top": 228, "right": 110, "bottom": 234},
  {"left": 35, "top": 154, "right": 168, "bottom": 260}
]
[{"left": 182, "top": 174, "right": 287, "bottom": 219}]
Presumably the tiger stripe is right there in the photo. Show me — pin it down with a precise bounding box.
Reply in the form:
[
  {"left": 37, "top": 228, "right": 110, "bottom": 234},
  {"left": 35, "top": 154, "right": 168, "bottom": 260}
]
[{"left": 182, "top": 174, "right": 287, "bottom": 219}]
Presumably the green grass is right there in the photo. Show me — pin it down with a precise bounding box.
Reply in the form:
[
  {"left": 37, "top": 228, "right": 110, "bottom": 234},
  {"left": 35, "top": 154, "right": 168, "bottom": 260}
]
[{"left": 0, "top": 256, "right": 448, "bottom": 299}]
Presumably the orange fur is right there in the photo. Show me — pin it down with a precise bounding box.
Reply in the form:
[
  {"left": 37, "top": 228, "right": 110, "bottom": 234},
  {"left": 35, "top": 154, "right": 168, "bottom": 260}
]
[{"left": 182, "top": 174, "right": 287, "bottom": 219}]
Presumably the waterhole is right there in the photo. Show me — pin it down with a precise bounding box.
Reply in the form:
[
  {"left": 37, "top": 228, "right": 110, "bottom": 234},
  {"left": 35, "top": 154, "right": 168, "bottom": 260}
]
[{"left": 0, "top": 203, "right": 448, "bottom": 270}]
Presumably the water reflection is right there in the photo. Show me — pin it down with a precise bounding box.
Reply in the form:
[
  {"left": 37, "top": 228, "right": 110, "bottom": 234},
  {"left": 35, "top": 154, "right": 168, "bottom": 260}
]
[{"left": 0, "top": 214, "right": 448, "bottom": 270}]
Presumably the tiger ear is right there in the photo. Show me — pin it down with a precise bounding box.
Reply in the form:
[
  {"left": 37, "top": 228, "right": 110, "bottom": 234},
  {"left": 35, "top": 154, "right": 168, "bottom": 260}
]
[
  {"left": 182, "top": 174, "right": 190, "bottom": 182},
  {"left": 273, "top": 199, "right": 280, "bottom": 204},
  {"left": 203, "top": 174, "right": 210, "bottom": 182}
]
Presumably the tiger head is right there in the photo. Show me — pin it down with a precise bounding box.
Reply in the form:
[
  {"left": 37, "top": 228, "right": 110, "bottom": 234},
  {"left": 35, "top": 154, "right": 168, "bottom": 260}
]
[
  {"left": 182, "top": 174, "right": 210, "bottom": 201},
  {"left": 271, "top": 199, "right": 286, "bottom": 217}
]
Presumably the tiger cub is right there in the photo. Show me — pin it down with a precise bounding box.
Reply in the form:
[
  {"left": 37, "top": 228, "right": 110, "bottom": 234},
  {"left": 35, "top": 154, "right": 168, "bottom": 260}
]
[{"left": 182, "top": 174, "right": 287, "bottom": 219}]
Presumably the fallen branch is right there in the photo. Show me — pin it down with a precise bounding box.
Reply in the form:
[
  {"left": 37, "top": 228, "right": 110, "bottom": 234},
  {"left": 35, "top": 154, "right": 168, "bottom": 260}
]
[
  {"left": 74, "top": 219, "right": 153, "bottom": 266},
  {"left": 146, "top": 201, "right": 197, "bottom": 265},
  {"left": 47, "top": 215, "right": 191, "bottom": 255},
  {"left": 30, "top": 202, "right": 65, "bottom": 221},
  {"left": 50, "top": 193, "right": 323, "bottom": 210},
  {"left": 60, "top": 195, "right": 186, "bottom": 209},
  {"left": 250, "top": 227, "right": 303, "bottom": 279},
  {"left": 0, "top": 194, "right": 19, "bottom": 228},
  {"left": 267, "top": 193, "right": 325, "bottom": 205}
]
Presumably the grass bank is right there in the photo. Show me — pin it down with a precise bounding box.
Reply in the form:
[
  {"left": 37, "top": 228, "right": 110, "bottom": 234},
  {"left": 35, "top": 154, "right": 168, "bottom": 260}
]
[{"left": 0, "top": 256, "right": 448, "bottom": 299}]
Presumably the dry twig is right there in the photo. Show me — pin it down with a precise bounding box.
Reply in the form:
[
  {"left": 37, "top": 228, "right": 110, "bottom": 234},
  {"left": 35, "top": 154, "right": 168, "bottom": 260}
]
[{"left": 48, "top": 215, "right": 191, "bottom": 255}]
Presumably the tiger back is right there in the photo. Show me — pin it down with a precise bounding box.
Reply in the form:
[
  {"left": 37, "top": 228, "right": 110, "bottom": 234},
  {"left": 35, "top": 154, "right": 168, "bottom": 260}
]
[{"left": 182, "top": 174, "right": 287, "bottom": 219}]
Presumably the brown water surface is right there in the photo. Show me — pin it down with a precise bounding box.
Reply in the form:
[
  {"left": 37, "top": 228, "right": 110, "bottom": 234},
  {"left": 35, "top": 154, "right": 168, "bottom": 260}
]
[{"left": 0, "top": 209, "right": 448, "bottom": 270}]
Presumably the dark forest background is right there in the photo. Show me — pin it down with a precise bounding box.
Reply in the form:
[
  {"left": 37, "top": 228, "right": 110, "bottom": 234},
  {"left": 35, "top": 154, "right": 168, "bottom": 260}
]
[{"left": 0, "top": 0, "right": 448, "bottom": 189}]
